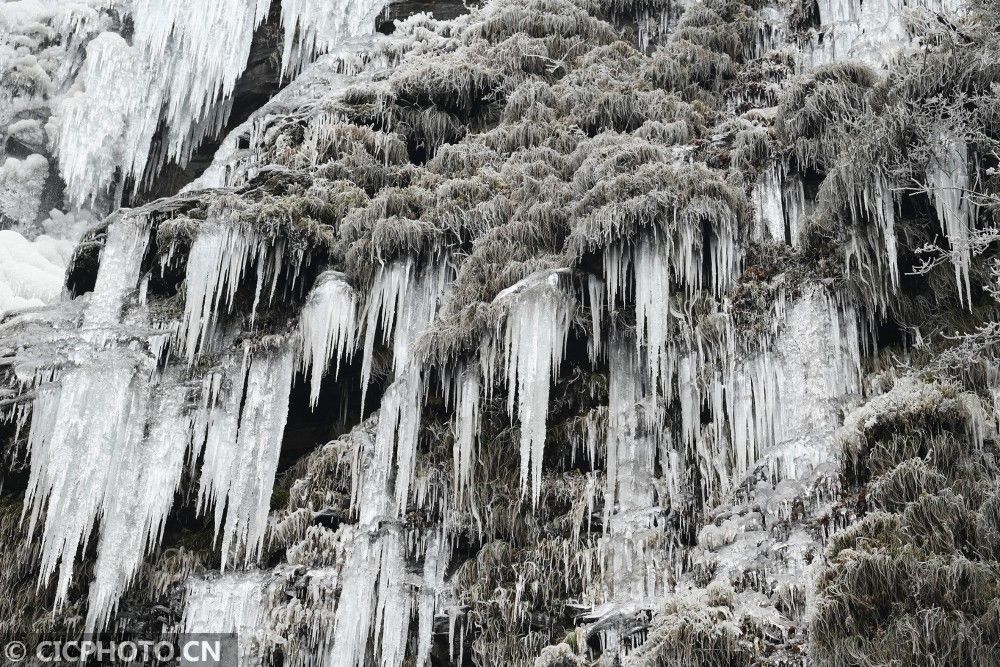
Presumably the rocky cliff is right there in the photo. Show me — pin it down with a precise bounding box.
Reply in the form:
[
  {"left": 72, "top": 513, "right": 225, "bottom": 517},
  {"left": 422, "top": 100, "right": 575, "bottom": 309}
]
[{"left": 1, "top": 0, "right": 999, "bottom": 664}]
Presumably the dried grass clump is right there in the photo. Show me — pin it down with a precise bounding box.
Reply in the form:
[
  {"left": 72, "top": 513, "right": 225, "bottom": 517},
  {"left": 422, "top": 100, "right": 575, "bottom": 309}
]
[
  {"left": 567, "top": 159, "right": 748, "bottom": 257},
  {"left": 776, "top": 61, "right": 879, "bottom": 171},
  {"left": 868, "top": 458, "right": 948, "bottom": 512},
  {"left": 622, "top": 594, "right": 754, "bottom": 667},
  {"left": 817, "top": 363, "right": 1000, "bottom": 665},
  {"left": 472, "top": 0, "right": 618, "bottom": 44}
]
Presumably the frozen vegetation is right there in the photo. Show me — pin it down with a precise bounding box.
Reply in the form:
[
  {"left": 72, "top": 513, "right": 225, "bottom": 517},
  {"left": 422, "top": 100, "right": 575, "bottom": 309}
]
[{"left": 1, "top": 0, "right": 1000, "bottom": 664}]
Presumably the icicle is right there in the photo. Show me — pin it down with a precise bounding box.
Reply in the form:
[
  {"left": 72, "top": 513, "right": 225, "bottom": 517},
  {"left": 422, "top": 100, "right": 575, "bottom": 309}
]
[
  {"left": 588, "top": 273, "right": 604, "bottom": 363},
  {"left": 21, "top": 213, "right": 156, "bottom": 619},
  {"left": 298, "top": 271, "right": 359, "bottom": 408},
  {"left": 632, "top": 237, "right": 673, "bottom": 395},
  {"left": 54, "top": 0, "right": 273, "bottom": 203},
  {"left": 330, "top": 421, "right": 413, "bottom": 667},
  {"left": 23, "top": 354, "right": 150, "bottom": 611},
  {"left": 604, "top": 339, "right": 656, "bottom": 529},
  {"left": 359, "top": 259, "right": 447, "bottom": 514},
  {"left": 324, "top": 261, "right": 448, "bottom": 665},
  {"left": 196, "top": 342, "right": 295, "bottom": 570},
  {"left": 842, "top": 173, "right": 900, "bottom": 297},
  {"left": 53, "top": 33, "right": 161, "bottom": 206},
  {"left": 279, "top": 0, "right": 386, "bottom": 79},
  {"left": 359, "top": 259, "right": 414, "bottom": 411},
  {"left": 416, "top": 533, "right": 448, "bottom": 666},
  {"left": 178, "top": 222, "right": 290, "bottom": 364},
  {"left": 783, "top": 173, "right": 808, "bottom": 248},
  {"left": 182, "top": 572, "right": 269, "bottom": 663},
  {"left": 452, "top": 365, "right": 481, "bottom": 504},
  {"left": 81, "top": 214, "right": 152, "bottom": 338},
  {"left": 495, "top": 269, "right": 573, "bottom": 506},
  {"left": 584, "top": 341, "right": 667, "bottom": 640},
  {"left": 85, "top": 377, "right": 193, "bottom": 631},
  {"left": 754, "top": 165, "right": 787, "bottom": 244},
  {"left": 377, "top": 367, "right": 426, "bottom": 517},
  {"left": 716, "top": 287, "right": 864, "bottom": 490},
  {"left": 927, "top": 134, "right": 976, "bottom": 307}
]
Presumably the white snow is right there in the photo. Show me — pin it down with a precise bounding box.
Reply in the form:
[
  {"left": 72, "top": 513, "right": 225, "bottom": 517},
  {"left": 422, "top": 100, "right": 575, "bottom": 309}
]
[
  {"left": 0, "top": 153, "right": 48, "bottom": 226},
  {"left": 0, "top": 229, "right": 74, "bottom": 316}
]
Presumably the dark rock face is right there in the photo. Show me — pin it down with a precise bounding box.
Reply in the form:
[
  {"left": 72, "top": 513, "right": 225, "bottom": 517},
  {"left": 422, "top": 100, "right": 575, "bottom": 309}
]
[{"left": 377, "top": 0, "right": 472, "bottom": 31}]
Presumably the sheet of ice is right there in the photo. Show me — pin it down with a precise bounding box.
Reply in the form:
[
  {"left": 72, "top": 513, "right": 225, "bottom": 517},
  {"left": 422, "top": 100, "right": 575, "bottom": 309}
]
[{"left": 182, "top": 571, "right": 270, "bottom": 665}]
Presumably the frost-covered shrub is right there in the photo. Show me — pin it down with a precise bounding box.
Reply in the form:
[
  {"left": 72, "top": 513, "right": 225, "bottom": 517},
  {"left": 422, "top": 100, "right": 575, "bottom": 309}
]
[
  {"left": 816, "top": 369, "right": 1000, "bottom": 665},
  {"left": 868, "top": 458, "right": 947, "bottom": 512}
]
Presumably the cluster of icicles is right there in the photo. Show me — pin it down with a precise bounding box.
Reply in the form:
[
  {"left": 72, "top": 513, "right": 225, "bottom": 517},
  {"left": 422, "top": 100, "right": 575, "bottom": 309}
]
[
  {"left": 753, "top": 132, "right": 979, "bottom": 312},
  {"left": 4, "top": 191, "right": 867, "bottom": 661},
  {"left": 52, "top": 0, "right": 386, "bottom": 207}
]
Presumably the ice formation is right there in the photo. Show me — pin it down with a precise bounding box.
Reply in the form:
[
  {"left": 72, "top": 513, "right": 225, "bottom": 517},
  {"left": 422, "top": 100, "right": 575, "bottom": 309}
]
[
  {"left": 926, "top": 133, "right": 977, "bottom": 306},
  {"left": 176, "top": 221, "right": 291, "bottom": 364},
  {"left": 196, "top": 344, "right": 295, "bottom": 570},
  {"left": 494, "top": 269, "right": 574, "bottom": 505},
  {"left": 329, "top": 423, "right": 412, "bottom": 667},
  {"left": 14, "top": 214, "right": 160, "bottom": 630},
  {"left": 450, "top": 366, "right": 481, "bottom": 503},
  {"left": 0, "top": 153, "right": 48, "bottom": 225},
  {"left": 49, "top": 0, "right": 389, "bottom": 205},
  {"left": 298, "top": 271, "right": 359, "bottom": 408},
  {"left": 3, "top": 0, "right": 998, "bottom": 664},
  {"left": 183, "top": 572, "right": 270, "bottom": 662},
  {"left": 279, "top": 0, "right": 387, "bottom": 78},
  {"left": 80, "top": 214, "right": 151, "bottom": 334},
  {"left": 24, "top": 353, "right": 151, "bottom": 610},
  {"left": 85, "top": 377, "right": 192, "bottom": 631},
  {"left": 803, "top": 0, "right": 966, "bottom": 67}
]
